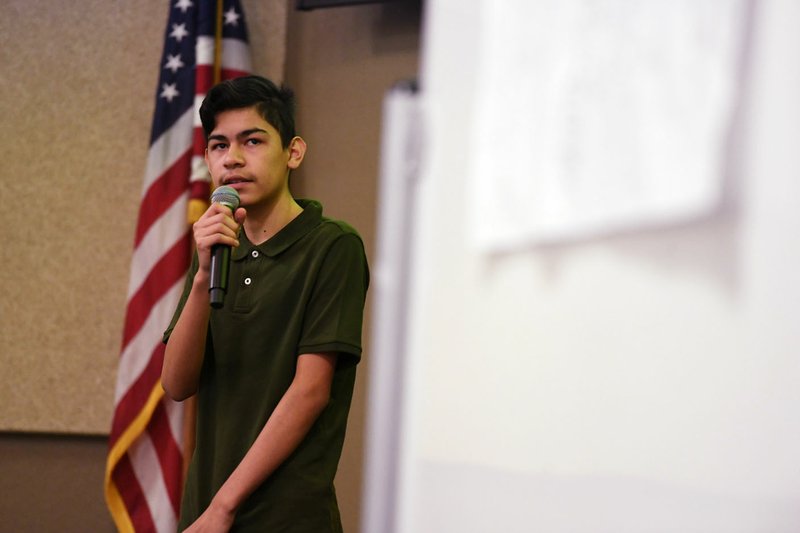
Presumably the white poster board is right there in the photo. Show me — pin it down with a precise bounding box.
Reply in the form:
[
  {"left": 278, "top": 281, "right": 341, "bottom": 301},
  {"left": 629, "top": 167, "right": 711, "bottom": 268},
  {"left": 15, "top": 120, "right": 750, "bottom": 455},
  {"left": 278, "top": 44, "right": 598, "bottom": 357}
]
[{"left": 468, "top": 0, "right": 747, "bottom": 250}]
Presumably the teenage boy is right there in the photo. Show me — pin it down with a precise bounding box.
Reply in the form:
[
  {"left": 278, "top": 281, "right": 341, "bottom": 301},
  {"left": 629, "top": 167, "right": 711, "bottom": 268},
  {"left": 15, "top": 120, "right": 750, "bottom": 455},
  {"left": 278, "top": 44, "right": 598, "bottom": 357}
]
[{"left": 162, "top": 75, "right": 369, "bottom": 532}]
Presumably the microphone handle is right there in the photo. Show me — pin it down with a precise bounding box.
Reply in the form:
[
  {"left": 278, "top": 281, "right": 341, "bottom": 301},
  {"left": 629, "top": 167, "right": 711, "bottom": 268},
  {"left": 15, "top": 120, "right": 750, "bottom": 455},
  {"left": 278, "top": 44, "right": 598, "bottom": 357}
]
[{"left": 209, "top": 243, "right": 231, "bottom": 308}]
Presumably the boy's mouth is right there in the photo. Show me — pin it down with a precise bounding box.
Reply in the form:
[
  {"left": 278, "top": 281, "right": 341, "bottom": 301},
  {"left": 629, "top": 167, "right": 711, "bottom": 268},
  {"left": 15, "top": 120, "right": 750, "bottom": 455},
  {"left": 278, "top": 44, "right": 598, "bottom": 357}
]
[{"left": 223, "top": 176, "right": 250, "bottom": 185}]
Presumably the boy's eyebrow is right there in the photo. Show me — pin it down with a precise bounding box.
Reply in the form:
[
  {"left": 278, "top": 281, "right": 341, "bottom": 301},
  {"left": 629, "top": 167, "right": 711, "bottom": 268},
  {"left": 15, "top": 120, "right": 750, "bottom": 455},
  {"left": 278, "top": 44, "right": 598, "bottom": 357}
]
[{"left": 208, "top": 127, "right": 270, "bottom": 142}]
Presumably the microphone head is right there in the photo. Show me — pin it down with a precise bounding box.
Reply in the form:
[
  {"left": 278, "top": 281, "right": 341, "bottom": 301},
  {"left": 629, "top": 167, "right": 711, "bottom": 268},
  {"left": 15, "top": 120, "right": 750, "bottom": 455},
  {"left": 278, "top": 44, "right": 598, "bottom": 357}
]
[{"left": 210, "top": 185, "right": 240, "bottom": 210}]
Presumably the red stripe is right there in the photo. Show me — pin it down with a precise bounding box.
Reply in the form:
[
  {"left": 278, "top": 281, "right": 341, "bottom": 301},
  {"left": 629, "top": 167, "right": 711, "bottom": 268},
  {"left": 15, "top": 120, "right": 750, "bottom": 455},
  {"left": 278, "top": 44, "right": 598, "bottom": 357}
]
[
  {"left": 110, "top": 342, "right": 166, "bottom": 445},
  {"left": 195, "top": 64, "right": 248, "bottom": 81},
  {"left": 196, "top": 65, "right": 214, "bottom": 94},
  {"left": 189, "top": 180, "right": 211, "bottom": 204},
  {"left": 113, "top": 453, "right": 158, "bottom": 533},
  {"left": 221, "top": 68, "right": 249, "bottom": 80},
  {"left": 121, "top": 234, "right": 191, "bottom": 350},
  {"left": 192, "top": 126, "right": 207, "bottom": 158},
  {"left": 148, "top": 400, "right": 184, "bottom": 515},
  {"left": 135, "top": 150, "right": 193, "bottom": 247},
  {"left": 195, "top": 65, "right": 250, "bottom": 96}
]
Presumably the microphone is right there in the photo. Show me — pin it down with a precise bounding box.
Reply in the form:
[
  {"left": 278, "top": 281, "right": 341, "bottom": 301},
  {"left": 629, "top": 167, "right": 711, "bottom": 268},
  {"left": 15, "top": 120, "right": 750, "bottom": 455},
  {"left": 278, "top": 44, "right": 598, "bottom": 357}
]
[{"left": 208, "top": 185, "right": 240, "bottom": 308}]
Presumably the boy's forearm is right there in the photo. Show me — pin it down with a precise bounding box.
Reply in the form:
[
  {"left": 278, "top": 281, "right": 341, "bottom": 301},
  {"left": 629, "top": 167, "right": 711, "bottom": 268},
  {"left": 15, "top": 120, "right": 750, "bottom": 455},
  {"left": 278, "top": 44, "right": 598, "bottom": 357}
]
[
  {"left": 162, "top": 272, "right": 212, "bottom": 401},
  {"left": 207, "top": 353, "right": 337, "bottom": 517}
]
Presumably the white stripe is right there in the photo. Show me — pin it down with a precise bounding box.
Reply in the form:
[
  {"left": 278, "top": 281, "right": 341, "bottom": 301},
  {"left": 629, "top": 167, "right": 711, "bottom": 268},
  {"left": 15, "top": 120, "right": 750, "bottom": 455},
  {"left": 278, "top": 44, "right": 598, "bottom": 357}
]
[
  {"left": 163, "top": 397, "right": 185, "bottom": 450},
  {"left": 114, "top": 280, "right": 185, "bottom": 403},
  {"left": 196, "top": 36, "right": 250, "bottom": 72},
  {"left": 191, "top": 155, "right": 210, "bottom": 183},
  {"left": 193, "top": 95, "right": 205, "bottom": 127},
  {"left": 128, "top": 432, "right": 178, "bottom": 533},
  {"left": 127, "top": 192, "right": 189, "bottom": 299},
  {"left": 141, "top": 110, "right": 195, "bottom": 197},
  {"left": 196, "top": 36, "right": 215, "bottom": 66},
  {"left": 221, "top": 38, "right": 252, "bottom": 72}
]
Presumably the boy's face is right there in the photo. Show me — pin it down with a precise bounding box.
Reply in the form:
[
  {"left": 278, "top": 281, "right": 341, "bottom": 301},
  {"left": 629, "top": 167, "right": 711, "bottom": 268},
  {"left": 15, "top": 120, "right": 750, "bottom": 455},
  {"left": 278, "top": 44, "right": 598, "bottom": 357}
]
[{"left": 204, "top": 106, "right": 304, "bottom": 210}]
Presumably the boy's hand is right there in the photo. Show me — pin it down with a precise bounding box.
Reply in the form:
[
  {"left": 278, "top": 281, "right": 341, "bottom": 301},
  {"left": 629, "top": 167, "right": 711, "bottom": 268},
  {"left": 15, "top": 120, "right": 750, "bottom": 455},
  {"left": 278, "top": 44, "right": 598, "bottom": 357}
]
[
  {"left": 181, "top": 502, "right": 235, "bottom": 533},
  {"left": 192, "top": 203, "right": 246, "bottom": 273}
]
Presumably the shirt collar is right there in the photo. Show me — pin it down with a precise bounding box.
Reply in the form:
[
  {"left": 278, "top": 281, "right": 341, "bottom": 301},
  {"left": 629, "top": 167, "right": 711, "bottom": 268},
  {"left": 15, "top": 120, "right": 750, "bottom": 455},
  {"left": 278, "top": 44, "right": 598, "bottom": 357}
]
[{"left": 232, "top": 199, "right": 323, "bottom": 260}]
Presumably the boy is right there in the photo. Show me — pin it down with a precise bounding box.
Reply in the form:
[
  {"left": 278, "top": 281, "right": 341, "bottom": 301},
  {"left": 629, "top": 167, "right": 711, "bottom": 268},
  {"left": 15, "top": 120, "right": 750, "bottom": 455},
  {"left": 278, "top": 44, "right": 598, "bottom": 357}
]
[{"left": 162, "top": 75, "right": 369, "bottom": 532}]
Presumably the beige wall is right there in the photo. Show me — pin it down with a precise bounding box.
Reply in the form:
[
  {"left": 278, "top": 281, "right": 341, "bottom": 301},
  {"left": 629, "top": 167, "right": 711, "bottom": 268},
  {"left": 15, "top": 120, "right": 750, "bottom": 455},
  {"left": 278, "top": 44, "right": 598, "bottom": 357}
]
[
  {"left": 0, "top": 0, "right": 418, "bottom": 531},
  {"left": 0, "top": 0, "right": 288, "bottom": 435}
]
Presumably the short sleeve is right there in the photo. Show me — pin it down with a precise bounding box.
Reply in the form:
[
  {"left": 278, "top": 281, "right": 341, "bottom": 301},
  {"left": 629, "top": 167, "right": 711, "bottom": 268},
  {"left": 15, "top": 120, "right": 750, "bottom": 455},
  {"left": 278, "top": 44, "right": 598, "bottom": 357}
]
[
  {"left": 297, "top": 232, "right": 369, "bottom": 365},
  {"left": 162, "top": 252, "right": 199, "bottom": 344}
]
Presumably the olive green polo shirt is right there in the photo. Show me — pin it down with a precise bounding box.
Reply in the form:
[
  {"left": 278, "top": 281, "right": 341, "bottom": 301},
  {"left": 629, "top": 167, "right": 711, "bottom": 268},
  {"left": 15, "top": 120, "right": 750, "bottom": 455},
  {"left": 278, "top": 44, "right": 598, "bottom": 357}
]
[{"left": 163, "top": 199, "right": 369, "bottom": 532}]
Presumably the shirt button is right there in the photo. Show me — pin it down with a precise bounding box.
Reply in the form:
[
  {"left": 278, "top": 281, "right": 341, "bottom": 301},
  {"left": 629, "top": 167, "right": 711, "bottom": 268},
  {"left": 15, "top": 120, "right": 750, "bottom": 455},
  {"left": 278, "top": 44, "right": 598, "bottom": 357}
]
[
  {"left": 251, "top": 250, "right": 259, "bottom": 258},
  {"left": 244, "top": 277, "right": 252, "bottom": 285}
]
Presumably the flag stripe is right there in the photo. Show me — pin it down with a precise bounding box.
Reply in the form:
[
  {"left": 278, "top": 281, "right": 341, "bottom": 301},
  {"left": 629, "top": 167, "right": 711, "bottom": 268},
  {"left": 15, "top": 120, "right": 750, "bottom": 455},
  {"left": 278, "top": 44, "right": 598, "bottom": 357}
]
[
  {"left": 129, "top": 430, "right": 178, "bottom": 533},
  {"left": 191, "top": 127, "right": 208, "bottom": 159},
  {"left": 111, "top": 343, "right": 167, "bottom": 444},
  {"left": 122, "top": 235, "right": 191, "bottom": 349},
  {"left": 127, "top": 195, "right": 190, "bottom": 300},
  {"left": 148, "top": 400, "right": 184, "bottom": 514},
  {"left": 141, "top": 110, "right": 195, "bottom": 206},
  {"left": 113, "top": 454, "right": 158, "bottom": 533},
  {"left": 115, "top": 280, "right": 185, "bottom": 405},
  {"left": 195, "top": 65, "right": 251, "bottom": 101},
  {"left": 196, "top": 36, "right": 252, "bottom": 70},
  {"left": 163, "top": 394, "right": 186, "bottom": 455},
  {"left": 134, "top": 151, "right": 192, "bottom": 246}
]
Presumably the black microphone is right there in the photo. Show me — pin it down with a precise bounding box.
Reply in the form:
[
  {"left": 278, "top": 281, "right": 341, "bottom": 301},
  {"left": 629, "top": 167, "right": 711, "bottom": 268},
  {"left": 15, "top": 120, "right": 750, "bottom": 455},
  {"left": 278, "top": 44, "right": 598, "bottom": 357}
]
[{"left": 208, "top": 185, "right": 240, "bottom": 308}]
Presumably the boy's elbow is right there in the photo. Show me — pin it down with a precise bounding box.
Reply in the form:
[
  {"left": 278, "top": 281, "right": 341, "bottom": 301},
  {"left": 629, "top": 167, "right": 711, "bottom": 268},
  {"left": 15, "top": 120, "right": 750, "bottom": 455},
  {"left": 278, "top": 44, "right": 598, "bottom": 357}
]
[
  {"left": 305, "top": 385, "right": 332, "bottom": 414},
  {"left": 161, "top": 379, "right": 196, "bottom": 402}
]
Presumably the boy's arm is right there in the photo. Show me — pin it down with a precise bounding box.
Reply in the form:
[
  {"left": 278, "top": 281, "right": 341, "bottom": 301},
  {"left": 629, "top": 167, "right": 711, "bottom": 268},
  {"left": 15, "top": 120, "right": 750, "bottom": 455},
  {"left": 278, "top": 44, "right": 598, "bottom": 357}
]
[
  {"left": 162, "top": 203, "right": 244, "bottom": 401},
  {"left": 182, "top": 351, "right": 338, "bottom": 532},
  {"left": 161, "top": 270, "right": 212, "bottom": 401}
]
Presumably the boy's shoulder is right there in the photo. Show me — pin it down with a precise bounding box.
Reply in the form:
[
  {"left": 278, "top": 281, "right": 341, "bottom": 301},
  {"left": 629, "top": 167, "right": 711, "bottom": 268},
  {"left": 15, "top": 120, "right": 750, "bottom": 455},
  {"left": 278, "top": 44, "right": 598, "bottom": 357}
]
[{"left": 317, "top": 216, "right": 362, "bottom": 240}]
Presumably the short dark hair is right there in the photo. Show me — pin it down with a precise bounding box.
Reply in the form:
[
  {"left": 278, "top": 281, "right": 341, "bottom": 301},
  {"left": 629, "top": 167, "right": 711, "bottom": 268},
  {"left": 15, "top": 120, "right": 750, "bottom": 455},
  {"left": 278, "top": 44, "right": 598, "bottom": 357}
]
[{"left": 199, "top": 75, "right": 297, "bottom": 148}]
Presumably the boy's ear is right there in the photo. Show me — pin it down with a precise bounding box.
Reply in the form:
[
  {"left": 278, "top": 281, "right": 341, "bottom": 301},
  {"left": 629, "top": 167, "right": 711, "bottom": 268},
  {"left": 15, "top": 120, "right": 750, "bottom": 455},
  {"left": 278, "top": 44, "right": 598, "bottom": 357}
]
[{"left": 287, "top": 136, "right": 307, "bottom": 170}]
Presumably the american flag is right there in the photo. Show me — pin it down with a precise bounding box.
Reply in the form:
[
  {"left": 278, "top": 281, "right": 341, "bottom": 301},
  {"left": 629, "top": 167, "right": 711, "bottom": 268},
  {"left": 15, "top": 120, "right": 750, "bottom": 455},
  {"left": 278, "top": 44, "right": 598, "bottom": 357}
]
[{"left": 105, "top": 1, "right": 250, "bottom": 531}]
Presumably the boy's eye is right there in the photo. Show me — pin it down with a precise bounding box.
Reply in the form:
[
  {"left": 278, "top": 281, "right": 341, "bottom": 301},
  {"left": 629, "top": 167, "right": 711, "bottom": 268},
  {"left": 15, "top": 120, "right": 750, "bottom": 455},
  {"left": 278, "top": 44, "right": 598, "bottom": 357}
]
[
  {"left": 246, "top": 138, "right": 262, "bottom": 146},
  {"left": 209, "top": 142, "right": 227, "bottom": 150}
]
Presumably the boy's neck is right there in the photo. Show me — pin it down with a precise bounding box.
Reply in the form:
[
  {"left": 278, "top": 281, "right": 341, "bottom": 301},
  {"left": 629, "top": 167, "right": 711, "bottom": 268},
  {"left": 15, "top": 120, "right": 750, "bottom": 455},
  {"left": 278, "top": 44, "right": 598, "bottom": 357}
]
[{"left": 243, "top": 195, "right": 303, "bottom": 245}]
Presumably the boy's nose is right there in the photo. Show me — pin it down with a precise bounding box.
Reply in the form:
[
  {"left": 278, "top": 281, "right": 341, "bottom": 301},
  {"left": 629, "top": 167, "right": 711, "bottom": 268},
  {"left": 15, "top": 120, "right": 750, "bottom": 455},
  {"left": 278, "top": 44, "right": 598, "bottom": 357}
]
[{"left": 224, "top": 145, "right": 244, "bottom": 166}]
